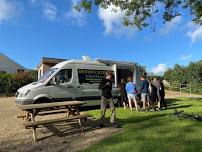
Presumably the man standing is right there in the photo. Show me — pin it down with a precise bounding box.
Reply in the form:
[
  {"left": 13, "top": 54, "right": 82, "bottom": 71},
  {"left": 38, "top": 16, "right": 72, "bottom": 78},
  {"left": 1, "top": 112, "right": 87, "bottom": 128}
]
[
  {"left": 153, "top": 78, "right": 162, "bottom": 110},
  {"left": 125, "top": 77, "right": 139, "bottom": 111},
  {"left": 98, "top": 72, "right": 117, "bottom": 128},
  {"left": 148, "top": 79, "right": 157, "bottom": 111},
  {"left": 118, "top": 79, "right": 127, "bottom": 109},
  {"left": 159, "top": 79, "right": 167, "bottom": 109},
  {"left": 140, "top": 75, "right": 149, "bottom": 111}
]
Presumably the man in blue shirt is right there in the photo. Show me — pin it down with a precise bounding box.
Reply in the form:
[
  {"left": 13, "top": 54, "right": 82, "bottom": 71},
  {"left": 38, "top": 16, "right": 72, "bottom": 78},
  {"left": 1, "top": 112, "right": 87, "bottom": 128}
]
[
  {"left": 140, "top": 75, "right": 149, "bottom": 110},
  {"left": 125, "top": 77, "right": 138, "bottom": 111}
]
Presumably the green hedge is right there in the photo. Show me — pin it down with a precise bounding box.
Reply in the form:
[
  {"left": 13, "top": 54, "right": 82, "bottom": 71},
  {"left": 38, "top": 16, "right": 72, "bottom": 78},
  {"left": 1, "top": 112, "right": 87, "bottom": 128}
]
[{"left": 0, "top": 71, "right": 37, "bottom": 96}]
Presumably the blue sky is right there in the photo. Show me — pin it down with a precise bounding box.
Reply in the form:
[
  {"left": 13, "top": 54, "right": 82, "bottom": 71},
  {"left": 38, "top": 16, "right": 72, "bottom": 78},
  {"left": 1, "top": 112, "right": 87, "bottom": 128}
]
[{"left": 0, "top": 0, "right": 202, "bottom": 75}]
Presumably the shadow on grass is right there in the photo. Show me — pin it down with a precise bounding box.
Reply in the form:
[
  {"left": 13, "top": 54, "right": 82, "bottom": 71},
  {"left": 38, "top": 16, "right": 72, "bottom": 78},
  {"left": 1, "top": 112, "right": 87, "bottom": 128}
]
[
  {"left": 168, "top": 104, "right": 192, "bottom": 110},
  {"left": 166, "top": 98, "right": 182, "bottom": 104},
  {"left": 36, "top": 117, "right": 100, "bottom": 141}
]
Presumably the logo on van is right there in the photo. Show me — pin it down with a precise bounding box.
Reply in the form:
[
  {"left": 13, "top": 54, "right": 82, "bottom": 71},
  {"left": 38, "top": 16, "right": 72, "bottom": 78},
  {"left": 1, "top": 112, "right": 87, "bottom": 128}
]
[{"left": 78, "top": 69, "right": 113, "bottom": 84}]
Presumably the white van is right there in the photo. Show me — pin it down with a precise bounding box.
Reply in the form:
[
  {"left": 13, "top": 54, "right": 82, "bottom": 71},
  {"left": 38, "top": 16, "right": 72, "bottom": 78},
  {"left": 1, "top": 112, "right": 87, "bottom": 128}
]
[{"left": 15, "top": 58, "right": 142, "bottom": 105}]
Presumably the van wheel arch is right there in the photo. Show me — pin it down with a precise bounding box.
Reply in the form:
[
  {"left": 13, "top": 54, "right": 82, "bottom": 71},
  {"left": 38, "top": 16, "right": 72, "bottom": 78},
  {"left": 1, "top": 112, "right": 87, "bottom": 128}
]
[{"left": 33, "top": 97, "right": 51, "bottom": 104}]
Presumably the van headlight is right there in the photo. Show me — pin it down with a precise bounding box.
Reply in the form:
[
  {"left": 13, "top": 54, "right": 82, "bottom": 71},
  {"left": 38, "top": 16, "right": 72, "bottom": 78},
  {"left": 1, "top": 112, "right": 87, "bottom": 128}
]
[{"left": 19, "top": 90, "right": 30, "bottom": 97}]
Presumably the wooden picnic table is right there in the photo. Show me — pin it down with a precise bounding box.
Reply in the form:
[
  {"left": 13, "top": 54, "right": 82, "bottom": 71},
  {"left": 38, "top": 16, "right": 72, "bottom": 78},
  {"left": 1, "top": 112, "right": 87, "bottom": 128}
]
[{"left": 17, "top": 101, "right": 92, "bottom": 141}]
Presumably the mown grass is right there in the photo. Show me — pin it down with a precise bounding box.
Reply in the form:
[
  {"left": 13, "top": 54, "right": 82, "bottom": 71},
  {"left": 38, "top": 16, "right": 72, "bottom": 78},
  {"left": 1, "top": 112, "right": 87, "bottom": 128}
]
[{"left": 83, "top": 98, "right": 202, "bottom": 152}]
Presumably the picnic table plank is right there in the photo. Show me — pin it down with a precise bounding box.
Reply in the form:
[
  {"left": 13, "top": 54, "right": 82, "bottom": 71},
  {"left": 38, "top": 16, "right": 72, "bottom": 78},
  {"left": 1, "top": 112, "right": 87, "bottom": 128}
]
[
  {"left": 17, "top": 101, "right": 85, "bottom": 110},
  {"left": 17, "top": 109, "right": 70, "bottom": 119},
  {"left": 24, "top": 114, "right": 92, "bottom": 128}
]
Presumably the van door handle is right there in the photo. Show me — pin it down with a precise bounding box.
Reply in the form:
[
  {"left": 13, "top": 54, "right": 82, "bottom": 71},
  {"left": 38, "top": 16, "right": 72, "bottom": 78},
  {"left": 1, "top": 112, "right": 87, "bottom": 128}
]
[{"left": 67, "top": 85, "right": 73, "bottom": 88}]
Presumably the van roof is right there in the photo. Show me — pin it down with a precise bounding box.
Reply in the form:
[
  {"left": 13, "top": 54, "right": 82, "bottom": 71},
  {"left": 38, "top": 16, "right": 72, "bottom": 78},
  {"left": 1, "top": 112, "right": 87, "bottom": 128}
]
[
  {"left": 52, "top": 59, "right": 106, "bottom": 69},
  {"left": 52, "top": 59, "right": 137, "bottom": 69}
]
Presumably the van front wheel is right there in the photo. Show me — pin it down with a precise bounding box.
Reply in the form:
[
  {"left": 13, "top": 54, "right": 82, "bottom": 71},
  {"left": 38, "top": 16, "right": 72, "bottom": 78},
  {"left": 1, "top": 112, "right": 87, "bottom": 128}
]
[
  {"left": 33, "top": 98, "right": 52, "bottom": 115},
  {"left": 33, "top": 98, "right": 51, "bottom": 104}
]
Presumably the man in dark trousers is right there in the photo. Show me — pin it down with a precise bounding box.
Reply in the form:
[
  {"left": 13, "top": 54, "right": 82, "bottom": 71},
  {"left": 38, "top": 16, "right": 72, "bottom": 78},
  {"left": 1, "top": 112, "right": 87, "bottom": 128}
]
[
  {"left": 159, "top": 79, "right": 167, "bottom": 109},
  {"left": 153, "top": 77, "right": 161, "bottom": 110},
  {"left": 140, "top": 75, "right": 149, "bottom": 110},
  {"left": 148, "top": 79, "right": 157, "bottom": 111},
  {"left": 98, "top": 72, "right": 118, "bottom": 128},
  {"left": 117, "top": 79, "right": 128, "bottom": 109}
]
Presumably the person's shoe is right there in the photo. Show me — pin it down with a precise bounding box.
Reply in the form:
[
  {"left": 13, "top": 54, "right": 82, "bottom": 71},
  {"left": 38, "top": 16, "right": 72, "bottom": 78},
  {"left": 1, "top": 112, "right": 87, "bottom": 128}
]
[{"left": 112, "top": 122, "right": 120, "bottom": 128}]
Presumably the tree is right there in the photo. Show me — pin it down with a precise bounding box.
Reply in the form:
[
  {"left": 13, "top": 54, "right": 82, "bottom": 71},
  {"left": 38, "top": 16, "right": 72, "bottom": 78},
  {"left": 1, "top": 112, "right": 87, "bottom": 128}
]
[
  {"left": 186, "top": 61, "right": 202, "bottom": 84},
  {"left": 163, "top": 61, "right": 202, "bottom": 94},
  {"left": 170, "top": 64, "right": 186, "bottom": 83},
  {"left": 164, "top": 68, "right": 173, "bottom": 82},
  {"left": 75, "top": 0, "right": 202, "bottom": 30}
]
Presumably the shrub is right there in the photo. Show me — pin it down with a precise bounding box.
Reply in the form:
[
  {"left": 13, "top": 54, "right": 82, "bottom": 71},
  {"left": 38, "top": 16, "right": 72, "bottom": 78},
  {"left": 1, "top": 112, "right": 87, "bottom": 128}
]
[
  {"left": 0, "top": 71, "right": 37, "bottom": 96},
  {"left": 0, "top": 74, "right": 12, "bottom": 94}
]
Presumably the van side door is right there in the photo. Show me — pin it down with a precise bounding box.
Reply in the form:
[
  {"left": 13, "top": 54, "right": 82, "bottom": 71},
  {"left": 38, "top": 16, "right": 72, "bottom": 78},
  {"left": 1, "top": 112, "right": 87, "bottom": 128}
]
[
  {"left": 75, "top": 65, "right": 105, "bottom": 99},
  {"left": 49, "top": 65, "right": 76, "bottom": 100}
]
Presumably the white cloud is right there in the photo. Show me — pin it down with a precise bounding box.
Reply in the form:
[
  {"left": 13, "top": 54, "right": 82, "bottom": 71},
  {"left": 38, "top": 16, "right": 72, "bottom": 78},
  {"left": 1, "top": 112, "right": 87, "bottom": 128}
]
[
  {"left": 151, "top": 64, "right": 168, "bottom": 75},
  {"left": 186, "top": 22, "right": 202, "bottom": 43},
  {"left": 180, "top": 54, "right": 192, "bottom": 61},
  {"left": 97, "top": 5, "right": 136, "bottom": 36},
  {"left": 43, "top": 2, "right": 57, "bottom": 21},
  {"left": 0, "top": 0, "right": 21, "bottom": 23},
  {"left": 160, "top": 16, "right": 182, "bottom": 35},
  {"left": 64, "top": 0, "right": 86, "bottom": 26}
]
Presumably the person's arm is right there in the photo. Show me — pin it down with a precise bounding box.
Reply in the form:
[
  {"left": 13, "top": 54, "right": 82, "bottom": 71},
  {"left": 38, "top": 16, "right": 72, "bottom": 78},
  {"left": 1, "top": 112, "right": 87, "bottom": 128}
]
[
  {"left": 161, "top": 83, "right": 165, "bottom": 96},
  {"left": 98, "top": 80, "right": 104, "bottom": 90},
  {"left": 125, "top": 84, "right": 128, "bottom": 93},
  {"left": 140, "top": 81, "right": 144, "bottom": 91},
  {"left": 109, "top": 81, "right": 112, "bottom": 90},
  {"left": 134, "top": 84, "right": 137, "bottom": 94},
  {"left": 156, "top": 84, "right": 161, "bottom": 100},
  {"left": 98, "top": 80, "right": 109, "bottom": 90}
]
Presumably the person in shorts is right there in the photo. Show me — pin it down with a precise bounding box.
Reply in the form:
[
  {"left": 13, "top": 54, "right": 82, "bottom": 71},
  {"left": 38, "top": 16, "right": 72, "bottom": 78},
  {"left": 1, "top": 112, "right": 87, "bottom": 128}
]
[{"left": 125, "top": 77, "right": 138, "bottom": 111}]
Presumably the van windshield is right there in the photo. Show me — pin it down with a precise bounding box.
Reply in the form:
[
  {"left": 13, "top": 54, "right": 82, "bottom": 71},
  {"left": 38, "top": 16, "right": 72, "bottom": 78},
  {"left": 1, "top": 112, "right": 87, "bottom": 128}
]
[{"left": 37, "top": 68, "right": 58, "bottom": 83}]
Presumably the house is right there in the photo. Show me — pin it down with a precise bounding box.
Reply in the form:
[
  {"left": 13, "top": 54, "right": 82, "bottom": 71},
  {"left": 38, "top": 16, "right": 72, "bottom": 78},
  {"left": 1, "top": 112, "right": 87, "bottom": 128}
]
[
  {"left": 0, "top": 53, "right": 27, "bottom": 74},
  {"left": 37, "top": 57, "right": 66, "bottom": 79}
]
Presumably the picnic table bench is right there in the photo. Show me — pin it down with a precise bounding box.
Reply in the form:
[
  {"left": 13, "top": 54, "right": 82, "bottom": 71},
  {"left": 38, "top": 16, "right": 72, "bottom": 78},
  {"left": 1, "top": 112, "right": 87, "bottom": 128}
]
[{"left": 17, "top": 101, "right": 92, "bottom": 141}]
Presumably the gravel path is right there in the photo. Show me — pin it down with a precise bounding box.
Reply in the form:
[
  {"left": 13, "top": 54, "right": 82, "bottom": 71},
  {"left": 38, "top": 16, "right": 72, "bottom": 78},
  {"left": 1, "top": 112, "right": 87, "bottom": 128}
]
[{"left": 0, "top": 97, "right": 120, "bottom": 152}]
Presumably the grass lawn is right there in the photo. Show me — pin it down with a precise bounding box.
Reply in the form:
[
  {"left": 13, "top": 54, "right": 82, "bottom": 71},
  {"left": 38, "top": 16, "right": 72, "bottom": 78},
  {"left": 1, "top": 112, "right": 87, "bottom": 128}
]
[{"left": 83, "top": 98, "right": 202, "bottom": 152}]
